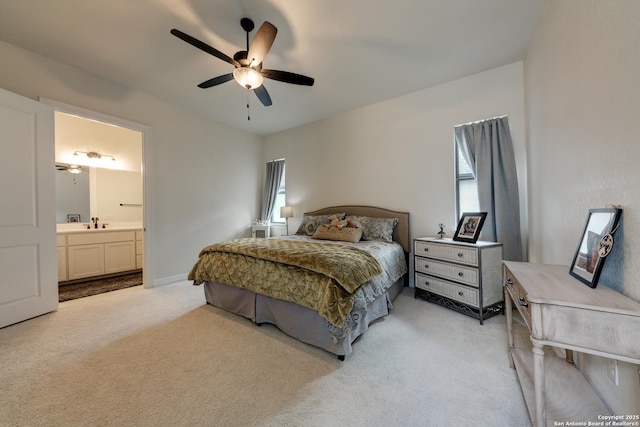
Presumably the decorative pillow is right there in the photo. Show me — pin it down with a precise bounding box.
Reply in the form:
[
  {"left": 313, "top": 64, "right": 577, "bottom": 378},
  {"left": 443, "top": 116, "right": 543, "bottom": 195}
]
[
  {"left": 344, "top": 215, "right": 398, "bottom": 242},
  {"left": 328, "top": 215, "right": 349, "bottom": 228},
  {"left": 295, "top": 213, "right": 346, "bottom": 236},
  {"left": 311, "top": 224, "right": 363, "bottom": 243}
]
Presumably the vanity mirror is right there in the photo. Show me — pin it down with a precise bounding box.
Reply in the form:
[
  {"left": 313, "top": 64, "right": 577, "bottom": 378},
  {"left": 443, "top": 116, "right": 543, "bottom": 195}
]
[
  {"left": 55, "top": 163, "right": 142, "bottom": 225},
  {"left": 56, "top": 163, "right": 90, "bottom": 223}
]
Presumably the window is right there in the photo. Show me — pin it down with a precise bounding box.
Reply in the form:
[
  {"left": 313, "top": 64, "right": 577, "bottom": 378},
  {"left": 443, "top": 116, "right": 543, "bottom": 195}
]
[
  {"left": 270, "top": 166, "right": 286, "bottom": 223},
  {"left": 455, "top": 144, "right": 479, "bottom": 218}
]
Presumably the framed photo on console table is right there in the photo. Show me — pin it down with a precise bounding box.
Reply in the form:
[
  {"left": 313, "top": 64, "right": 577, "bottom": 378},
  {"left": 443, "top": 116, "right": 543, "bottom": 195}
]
[
  {"left": 570, "top": 207, "right": 622, "bottom": 288},
  {"left": 453, "top": 212, "right": 487, "bottom": 244}
]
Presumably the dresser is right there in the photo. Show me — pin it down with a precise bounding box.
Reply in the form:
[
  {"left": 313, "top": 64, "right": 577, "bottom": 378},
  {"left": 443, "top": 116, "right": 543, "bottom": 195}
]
[
  {"left": 414, "top": 237, "right": 503, "bottom": 324},
  {"left": 503, "top": 261, "right": 640, "bottom": 427}
]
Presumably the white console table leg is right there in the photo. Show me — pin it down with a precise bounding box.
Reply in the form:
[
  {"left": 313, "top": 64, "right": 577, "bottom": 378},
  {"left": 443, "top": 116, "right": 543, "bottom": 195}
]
[
  {"left": 532, "top": 341, "right": 546, "bottom": 427},
  {"left": 505, "top": 287, "right": 514, "bottom": 368}
]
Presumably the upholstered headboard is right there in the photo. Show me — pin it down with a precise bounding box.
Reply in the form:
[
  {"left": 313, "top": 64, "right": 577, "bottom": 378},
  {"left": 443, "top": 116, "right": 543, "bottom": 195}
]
[{"left": 303, "top": 205, "right": 410, "bottom": 254}]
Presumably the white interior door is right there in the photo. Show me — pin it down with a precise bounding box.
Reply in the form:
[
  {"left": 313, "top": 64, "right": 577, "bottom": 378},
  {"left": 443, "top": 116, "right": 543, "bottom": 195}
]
[{"left": 0, "top": 87, "right": 57, "bottom": 328}]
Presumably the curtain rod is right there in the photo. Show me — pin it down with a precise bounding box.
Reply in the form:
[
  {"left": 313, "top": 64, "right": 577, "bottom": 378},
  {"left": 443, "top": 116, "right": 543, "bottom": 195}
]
[
  {"left": 455, "top": 115, "right": 508, "bottom": 128},
  {"left": 266, "top": 158, "right": 285, "bottom": 163}
]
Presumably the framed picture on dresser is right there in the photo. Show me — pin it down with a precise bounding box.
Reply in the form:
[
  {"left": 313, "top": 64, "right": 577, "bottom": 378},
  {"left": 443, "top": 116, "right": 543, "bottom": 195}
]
[
  {"left": 453, "top": 212, "right": 487, "bottom": 243},
  {"left": 570, "top": 207, "right": 622, "bottom": 288},
  {"left": 67, "top": 214, "right": 80, "bottom": 223}
]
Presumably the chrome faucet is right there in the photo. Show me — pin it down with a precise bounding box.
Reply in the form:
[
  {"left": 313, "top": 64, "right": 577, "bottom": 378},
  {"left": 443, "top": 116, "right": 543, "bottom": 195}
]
[{"left": 91, "top": 217, "right": 99, "bottom": 229}]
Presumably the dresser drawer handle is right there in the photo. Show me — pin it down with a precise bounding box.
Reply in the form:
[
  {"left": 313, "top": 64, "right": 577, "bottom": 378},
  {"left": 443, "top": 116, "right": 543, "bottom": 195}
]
[
  {"left": 506, "top": 278, "right": 513, "bottom": 286},
  {"left": 424, "top": 281, "right": 430, "bottom": 286},
  {"left": 423, "top": 247, "right": 429, "bottom": 252},
  {"left": 457, "top": 253, "right": 463, "bottom": 258},
  {"left": 458, "top": 272, "right": 464, "bottom": 277},
  {"left": 458, "top": 291, "right": 464, "bottom": 296},
  {"left": 518, "top": 297, "right": 528, "bottom": 308},
  {"left": 424, "top": 264, "right": 429, "bottom": 269}
]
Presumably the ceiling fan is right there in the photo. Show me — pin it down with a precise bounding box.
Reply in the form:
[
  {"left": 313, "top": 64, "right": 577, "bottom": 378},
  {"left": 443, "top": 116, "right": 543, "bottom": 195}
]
[
  {"left": 171, "top": 18, "right": 314, "bottom": 110},
  {"left": 56, "top": 164, "right": 86, "bottom": 174}
]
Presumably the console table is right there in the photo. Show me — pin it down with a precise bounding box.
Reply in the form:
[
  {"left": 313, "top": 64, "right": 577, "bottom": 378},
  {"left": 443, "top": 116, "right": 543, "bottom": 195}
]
[{"left": 503, "top": 261, "right": 640, "bottom": 427}]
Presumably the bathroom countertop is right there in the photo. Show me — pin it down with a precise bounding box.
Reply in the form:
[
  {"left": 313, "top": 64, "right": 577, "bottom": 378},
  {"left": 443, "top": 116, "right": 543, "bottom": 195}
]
[{"left": 57, "top": 226, "right": 142, "bottom": 234}]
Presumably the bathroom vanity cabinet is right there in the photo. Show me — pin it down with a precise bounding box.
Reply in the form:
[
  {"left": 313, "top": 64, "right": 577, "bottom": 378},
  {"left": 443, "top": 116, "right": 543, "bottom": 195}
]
[{"left": 58, "top": 229, "right": 141, "bottom": 282}]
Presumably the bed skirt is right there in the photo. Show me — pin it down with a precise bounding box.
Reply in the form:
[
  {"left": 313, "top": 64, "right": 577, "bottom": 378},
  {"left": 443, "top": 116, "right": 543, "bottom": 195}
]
[{"left": 203, "top": 278, "right": 405, "bottom": 358}]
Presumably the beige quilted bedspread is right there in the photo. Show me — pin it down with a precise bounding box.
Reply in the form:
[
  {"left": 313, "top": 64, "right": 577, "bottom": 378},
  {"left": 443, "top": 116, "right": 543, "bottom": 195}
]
[{"left": 187, "top": 238, "right": 383, "bottom": 326}]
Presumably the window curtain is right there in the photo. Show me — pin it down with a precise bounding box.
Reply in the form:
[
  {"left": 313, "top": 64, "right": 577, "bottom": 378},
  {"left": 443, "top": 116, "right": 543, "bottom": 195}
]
[
  {"left": 260, "top": 159, "right": 285, "bottom": 222},
  {"left": 454, "top": 116, "right": 523, "bottom": 261}
]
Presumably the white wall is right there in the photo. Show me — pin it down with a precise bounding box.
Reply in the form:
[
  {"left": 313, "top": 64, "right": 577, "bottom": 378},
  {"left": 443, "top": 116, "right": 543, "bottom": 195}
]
[
  {"left": 0, "top": 40, "right": 263, "bottom": 285},
  {"left": 524, "top": 0, "right": 640, "bottom": 414},
  {"left": 264, "top": 62, "right": 527, "bottom": 252}
]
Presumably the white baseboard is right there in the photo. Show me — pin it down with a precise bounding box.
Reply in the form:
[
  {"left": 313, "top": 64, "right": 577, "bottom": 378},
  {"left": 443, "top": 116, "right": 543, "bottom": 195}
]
[{"left": 152, "top": 273, "right": 188, "bottom": 288}]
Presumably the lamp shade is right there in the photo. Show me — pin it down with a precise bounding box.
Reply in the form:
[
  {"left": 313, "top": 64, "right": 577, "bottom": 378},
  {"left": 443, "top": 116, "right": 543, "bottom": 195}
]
[
  {"left": 280, "top": 206, "right": 293, "bottom": 218},
  {"left": 233, "top": 67, "right": 264, "bottom": 89}
]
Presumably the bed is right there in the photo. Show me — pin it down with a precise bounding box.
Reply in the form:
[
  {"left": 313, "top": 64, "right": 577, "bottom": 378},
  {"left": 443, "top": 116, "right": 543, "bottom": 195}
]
[{"left": 188, "top": 206, "right": 410, "bottom": 360}]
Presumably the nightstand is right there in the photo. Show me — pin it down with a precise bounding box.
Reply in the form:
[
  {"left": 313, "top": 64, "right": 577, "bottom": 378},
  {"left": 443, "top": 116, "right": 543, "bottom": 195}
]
[
  {"left": 414, "top": 237, "right": 503, "bottom": 324},
  {"left": 251, "top": 225, "right": 270, "bottom": 238}
]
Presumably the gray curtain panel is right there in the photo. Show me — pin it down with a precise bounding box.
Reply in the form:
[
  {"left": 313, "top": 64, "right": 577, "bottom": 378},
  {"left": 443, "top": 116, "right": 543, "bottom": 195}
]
[
  {"left": 455, "top": 116, "right": 523, "bottom": 261},
  {"left": 260, "top": 159, "right": 285, "bottom": 222}
]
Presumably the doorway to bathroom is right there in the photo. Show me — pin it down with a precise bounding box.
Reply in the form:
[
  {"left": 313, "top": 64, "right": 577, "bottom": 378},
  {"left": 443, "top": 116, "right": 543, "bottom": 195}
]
[{"left": 42, "top": 98, "right": 152, "bottom": 295}]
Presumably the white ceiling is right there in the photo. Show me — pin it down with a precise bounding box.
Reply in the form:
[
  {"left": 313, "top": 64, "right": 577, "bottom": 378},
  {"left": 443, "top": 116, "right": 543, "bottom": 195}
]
[{"left": 0, "top": 0, "right": 542, "bottom": 136}]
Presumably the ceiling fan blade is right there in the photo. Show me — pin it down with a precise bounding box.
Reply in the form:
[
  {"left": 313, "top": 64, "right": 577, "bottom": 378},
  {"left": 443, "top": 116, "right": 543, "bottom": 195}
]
[
  {"left": 247, "top": 21, "right": 277, "bottom": 66},
  {"left": 261, "top": 69, "right": 314, "bottom": 86},
  {"left": 170, "top": 29, "right": 240, "bottom": 68},
  {"left": 254, "top": 85, "right": 272, "bottom": 106},
  {"left": 198, "top": 73, "right": 234, "bottom": 88}
]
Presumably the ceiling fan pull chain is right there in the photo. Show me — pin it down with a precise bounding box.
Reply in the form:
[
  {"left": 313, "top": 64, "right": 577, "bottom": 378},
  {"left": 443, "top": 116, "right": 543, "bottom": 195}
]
[{"left": 246, "top": 88, "right": 251, "bottom": 121}]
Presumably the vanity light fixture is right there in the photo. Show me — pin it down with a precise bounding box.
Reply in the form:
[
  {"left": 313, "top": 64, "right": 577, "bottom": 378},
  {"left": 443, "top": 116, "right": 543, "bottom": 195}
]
[
  {"left": 67, "top": 165, "right": 82, "bottom": 174},
  {"left": 73, "top": 151, "right": 116, "bottom": 162}
]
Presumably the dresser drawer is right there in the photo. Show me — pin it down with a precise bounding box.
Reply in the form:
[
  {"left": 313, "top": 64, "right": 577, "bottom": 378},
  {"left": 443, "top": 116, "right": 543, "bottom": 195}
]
[
  {"left": 504, "top": 267, "right": 531, "bottom": 329},
  {"left": 414, "top": 240, "right": 478, "bottom": 266},
  {"left": 415, "top": 257, "right": 479, "bottom": 287},
  {"left": 415, "top": 272, "right": 479, "bottom": 307}
]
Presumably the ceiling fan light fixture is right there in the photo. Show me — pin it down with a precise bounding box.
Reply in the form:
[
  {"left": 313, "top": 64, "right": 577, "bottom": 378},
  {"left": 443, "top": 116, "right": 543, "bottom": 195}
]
[{"left": 233, "top": 67, "right": 263, "bottom": 89}]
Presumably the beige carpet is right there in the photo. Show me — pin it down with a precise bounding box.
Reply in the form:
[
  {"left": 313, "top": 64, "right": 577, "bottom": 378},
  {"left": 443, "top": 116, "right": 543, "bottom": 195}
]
[{"left": 0, "top": 282, "right": 532, "bottom": 427}]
